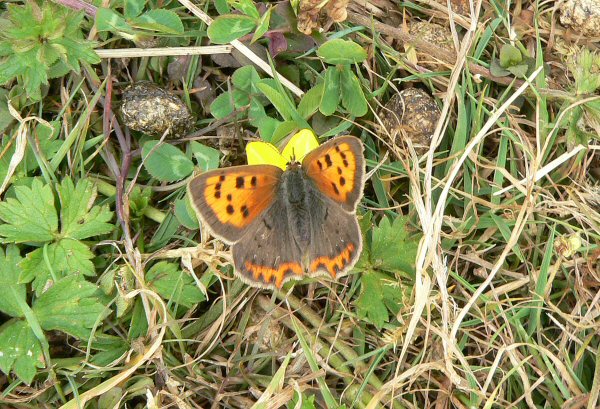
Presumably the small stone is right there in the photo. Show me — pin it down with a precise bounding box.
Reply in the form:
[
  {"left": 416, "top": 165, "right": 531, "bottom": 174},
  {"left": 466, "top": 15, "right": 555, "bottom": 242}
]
[
  {"left": 378, "top": 88, "right": 441, "bottom": 154},
  {"left": 120, "top": 82, "right": 193, "bottom": 138},
  {"left": 560, "top": 0, "right": 600, "bottom": 37}
]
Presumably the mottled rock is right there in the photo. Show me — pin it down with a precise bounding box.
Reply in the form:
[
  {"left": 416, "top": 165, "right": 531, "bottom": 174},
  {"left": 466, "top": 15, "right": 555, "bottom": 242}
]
[
  {"left": 560, "top": 0, "right": 600, "bottom": 37},
  {"left": 378, "top": 88, "right": 440, "bottom": 154},
  {"left": 121, "top": 82, "right": 193, "bottom": 138}
]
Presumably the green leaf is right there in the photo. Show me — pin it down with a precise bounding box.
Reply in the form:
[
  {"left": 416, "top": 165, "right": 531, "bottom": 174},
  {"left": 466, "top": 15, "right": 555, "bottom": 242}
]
[
  {"left": 320, "top": 67, "right": 341, "bottom": 116},
  {"left": 0, "top": 320, "right": 45, "bottom": 384},
  {"left": 33, "top": 275, "right": 106, "bottom": 339},
  {"left": 355, "top": 271, "right": 404, "bottom": 329},
  {"left": 257, "top": 81, "right": 294, "bottom": 120},
  {"left": 130, "top": 9, "right": 184, "bottom": 34},
  {"left": 210, "top": 91, "right": 235, "bottom": 119},
  {"left": 499, "top": 44, "right": 522, "bottom": 68},
  {"left": 489, "top": 58, "right": 511, "bottom": 77},
  {"left": 231, "top": 0, "right": 261, "bottom": 19},
  {"left": 0, "top": 88, "right": 14, "bottom": 133},
  {"left": 124, "top": 0, "right": 146, "bottom": 19},
  {"left": 252, "top": 6, "right": 272, "bottom": 43},
  {"left": 190, "top": 141, "right": 221, "bottom": 171},
  {"left": 146, "top": 261, "right": 205, "bottom": 308},
  {"left": 298, "top": 82, "right": 324, "bottom": 119},
  {"left": 317, "top": 39, "right": 368, "bottom": 65},
  {"left": 288, "top": 392, "right": 317, "bottom": 409},
  {"left": 57, "top": 178, "right": 114, "bottom": 240},
  {"left": 0, "top": 178, "right": 57, "bottom": 243},
  {"left": 214, "top": 0, "right": 231, "bottom": 14},
  {"left": 0, "top": 245, "right": 26, "bottom": 317},
  {"left": 207, "top": 14, "right": 257, "bottom": 44},
  {"left": 507, "top": 63, "right": 529, "bottom": 77},
  {"left": 20, "top": 239, "right": 96, "bottom": 295},
  {"left": 271, "top": 121, "right": 299, "bottom": 145},
  {"left": 232, "top": 65, "right": 261, "bottom": 93},
  {"left": 340, "top": 66, "right": 368, "bottom": 117},
  {"left": 174, "top": 198, "right": 199, "bottom": 230},
  {"left": 370, "top": 216, "right": 418, "bottom": 273},
  {"left": 142, "top": 141, "right": 195, "bottom": 182},
  {"left": 95, "top": 7, "right": 132, "bottom": 33}
]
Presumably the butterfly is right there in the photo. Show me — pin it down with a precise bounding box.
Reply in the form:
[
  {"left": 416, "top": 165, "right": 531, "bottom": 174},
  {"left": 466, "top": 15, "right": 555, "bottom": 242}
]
[{"left": 187, "top": 134, "right": 365, "bottom": 289}]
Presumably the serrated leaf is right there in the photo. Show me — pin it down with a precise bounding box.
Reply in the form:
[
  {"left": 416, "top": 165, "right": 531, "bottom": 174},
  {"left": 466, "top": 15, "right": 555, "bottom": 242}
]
[
  {"left": 207, "top": 14, "right": 257, "bottom": 44},
  {"left": 317, "top": 39, "right": 367, "bottom": 65},
  {"left": 130, "top": 9, "right": 184, "bottom": 34},
  {"left": 320, "top": 67, "right": 340, "bottom": 116},
  {"left": 0, "top": 320, "right": 45, "bottom": 384},
  {"left": 370, "top": 216, "right": 418, "bottom": 273},
  {"left": 340, "top": 66, "right": 367, "bottom": 117},
  {"left": 0, "top": 178, "right": 57, "bottom": 243},
  {"left": 190, "top": 141, "right": 221, "bottom": 171},
  {"left": 20, "top": 239, "right": 96, "bottom": 295},
  {"left": 142, "top": 141, "right": 194, "bottom": 182},
  {"left": 146, "top": 261, "right": 205, "bottom": 308},
  {"left": 33, "top": 275, "right": 106, "bottom": 339},
  {"left": 0, "top": 245, "right": 26, "bottom": 317},
  {"left": 355, "top": 270, "right": 404, "bottom": 329},
  {"left": 57, "top": 178, "right": 114, "bottom": 240}
]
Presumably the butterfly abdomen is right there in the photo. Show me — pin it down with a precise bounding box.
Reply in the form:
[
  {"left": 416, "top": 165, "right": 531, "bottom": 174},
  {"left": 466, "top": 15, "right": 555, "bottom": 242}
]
[{"left": 281, "top": 167, "right": 312, "bottom": 254}]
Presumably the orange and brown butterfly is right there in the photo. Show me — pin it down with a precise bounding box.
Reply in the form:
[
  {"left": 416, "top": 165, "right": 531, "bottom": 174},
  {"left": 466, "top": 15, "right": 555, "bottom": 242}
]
[{"left": 187, "top": 129, "right": 365, "bottom": 289}]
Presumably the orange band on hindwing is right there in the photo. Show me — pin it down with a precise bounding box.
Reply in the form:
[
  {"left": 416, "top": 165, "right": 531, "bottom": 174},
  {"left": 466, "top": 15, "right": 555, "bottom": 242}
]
[
  {"left": 309, "top": 243, "right": 356, "bottom": 278},
  {"left": 244, "top": 261, "right": 304, "bottom": 288}
]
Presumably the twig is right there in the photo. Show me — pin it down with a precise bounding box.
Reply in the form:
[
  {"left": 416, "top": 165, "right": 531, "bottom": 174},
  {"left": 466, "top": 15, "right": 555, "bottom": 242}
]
[{"left": 95, "top": 45, "right": 232, "bottom": 58}]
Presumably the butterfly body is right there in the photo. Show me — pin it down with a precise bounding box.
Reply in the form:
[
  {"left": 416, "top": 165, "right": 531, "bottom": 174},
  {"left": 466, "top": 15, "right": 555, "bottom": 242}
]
[{"left": 188, "top": 135, "right": 365, "bottom": 289}]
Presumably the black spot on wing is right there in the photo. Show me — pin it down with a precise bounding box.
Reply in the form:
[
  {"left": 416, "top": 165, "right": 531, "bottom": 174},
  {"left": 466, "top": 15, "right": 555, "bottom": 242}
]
[
  {"left": 332, "top": 182, "right": 340, "bottom": 195},
  {"left": 236, "top": 176, "right": 245, "bottom": 188},
  {"left": 226, "top": 204, "right": 234, "bottom": 215}
]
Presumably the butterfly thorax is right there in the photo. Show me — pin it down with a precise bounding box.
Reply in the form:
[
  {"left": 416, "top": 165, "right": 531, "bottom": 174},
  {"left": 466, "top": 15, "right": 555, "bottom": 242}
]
[{"left": 280, "top": 163, "right": 312, "bottom": 254}]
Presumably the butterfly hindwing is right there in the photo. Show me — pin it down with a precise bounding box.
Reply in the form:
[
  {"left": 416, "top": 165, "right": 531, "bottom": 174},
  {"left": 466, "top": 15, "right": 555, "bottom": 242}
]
[
  {"left": 302, "top": 135, "right": 365, "bottom": 212},
  {"left": 187, "top": 165, "right": 282, "bottom": 243},
  {"left": 232, "top": 198, "right": 304, "bottom": 288},
  {"left": 305, "top": 188, "right": 362, "bottom": 279}
]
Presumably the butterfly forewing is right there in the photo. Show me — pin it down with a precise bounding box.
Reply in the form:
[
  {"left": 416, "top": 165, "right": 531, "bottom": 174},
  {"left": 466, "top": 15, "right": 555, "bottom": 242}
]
[
  {"left": 187, "top": 165, "right": 282, "bottom": 243},
  {"left": 302, "top": 136, "right": 365, "bottom": 212}
]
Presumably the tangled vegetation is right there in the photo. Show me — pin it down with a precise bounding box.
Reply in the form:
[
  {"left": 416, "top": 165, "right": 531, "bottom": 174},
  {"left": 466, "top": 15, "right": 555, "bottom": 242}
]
[{"left": 0, "top": 0, "right": 599, "bottom": 408}]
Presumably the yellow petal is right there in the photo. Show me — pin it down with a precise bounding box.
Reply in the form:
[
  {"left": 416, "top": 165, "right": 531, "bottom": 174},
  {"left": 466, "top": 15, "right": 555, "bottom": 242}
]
[
  {"left": 281, "top": 129, "right": 320, "bottom": 163},
  {"left": 246, "top": 141, "right": 287, "bottom": 170}
]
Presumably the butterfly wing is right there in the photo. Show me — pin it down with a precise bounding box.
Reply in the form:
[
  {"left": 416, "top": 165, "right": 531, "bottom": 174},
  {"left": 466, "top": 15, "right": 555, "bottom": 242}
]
[
  {"left": 187, "top": 165, "right": 282, "bottom": 243},
  {"left": 302, "top": 135, "right": 365, "bottom": 212},
  {"left": 232, "top": 198, "right": 304, "bottom": 288},
  {"left": 305, "top": 188, "right": 362, "bottom": 279}
]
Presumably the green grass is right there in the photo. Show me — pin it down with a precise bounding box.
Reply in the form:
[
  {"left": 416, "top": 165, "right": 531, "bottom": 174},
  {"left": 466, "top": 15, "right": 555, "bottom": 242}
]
[{"left": 0, "top": 0, "right": 599, "bottom": 408}]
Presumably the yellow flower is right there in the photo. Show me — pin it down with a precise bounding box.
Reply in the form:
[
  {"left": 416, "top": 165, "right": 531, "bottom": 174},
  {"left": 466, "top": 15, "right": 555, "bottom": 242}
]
[{"left": 246, "top": 129, "right": 320, "bottom": 170}]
